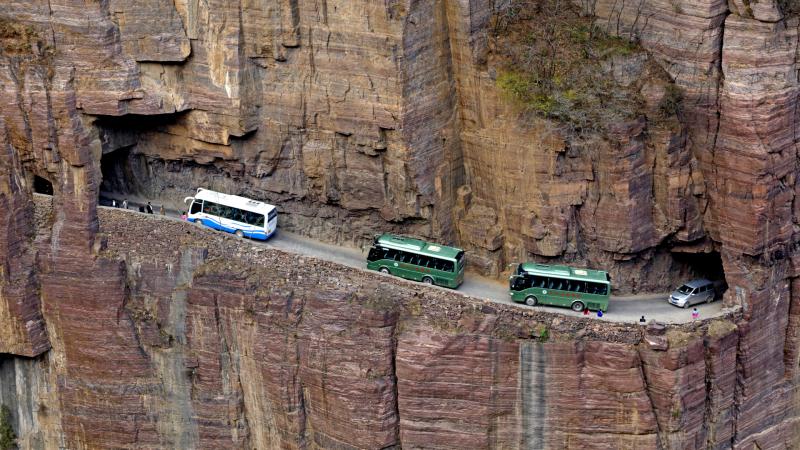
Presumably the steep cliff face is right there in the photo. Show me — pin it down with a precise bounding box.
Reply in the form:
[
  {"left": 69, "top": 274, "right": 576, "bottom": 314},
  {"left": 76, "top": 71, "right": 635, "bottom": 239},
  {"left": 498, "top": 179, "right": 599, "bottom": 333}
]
[
  {"left": 1, "top": 0, "right": 800, "bottom": 448},
  {"left": 2, "top": 200, "right": 792, "bottom": 449},
  {"left": 0, "top": 0, "right": 746, "bottom": 289}
]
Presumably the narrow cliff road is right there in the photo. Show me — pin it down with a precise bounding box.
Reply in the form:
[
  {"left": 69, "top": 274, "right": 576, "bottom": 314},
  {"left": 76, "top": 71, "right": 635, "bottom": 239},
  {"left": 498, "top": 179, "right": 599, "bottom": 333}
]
[
  {"left": 263, "top": 228, "right": 726, "bottom": 324},
  {"left": 92, "top": 197, "right": 727, "bottom": 324}
]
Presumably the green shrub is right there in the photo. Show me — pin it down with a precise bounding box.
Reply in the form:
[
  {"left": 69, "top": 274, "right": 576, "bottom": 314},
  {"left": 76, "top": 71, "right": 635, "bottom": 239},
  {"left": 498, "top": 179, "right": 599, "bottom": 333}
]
[
  {"left": 596, "top": 34, "right": 639, "bottom": 56},
  {"left": 496, "top": 71, "right": 533, "bottom": 103},
  {"left": 659, "top": 83, "right": 683, "bottom": 117},
  {"left": 538, "top": 327, "right": 550, "bottom": 342},
  {"left": 0, "top": 405, "right": 16, "bottom": 450},
  {"left": 492, "top": 0, "right": 646, "bottom": 133}
]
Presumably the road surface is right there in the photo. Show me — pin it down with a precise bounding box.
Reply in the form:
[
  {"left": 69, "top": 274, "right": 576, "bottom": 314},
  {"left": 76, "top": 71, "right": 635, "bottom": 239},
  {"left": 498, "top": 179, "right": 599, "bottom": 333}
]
[
  {"left": 93, "top": 195, "right": 727, "bottom": 324},
  {"left": 262, "top": 228, "right": 727, "bottom": 324}
]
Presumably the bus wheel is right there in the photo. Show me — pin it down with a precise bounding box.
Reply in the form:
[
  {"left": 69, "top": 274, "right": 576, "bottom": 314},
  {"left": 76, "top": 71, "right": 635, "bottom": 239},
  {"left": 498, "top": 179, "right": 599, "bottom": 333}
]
[
  {"left": 379, "top": 267, "right": 390, "bottom": 274},
  {"left": 525, "top": 296, "right": 538, "bottom": 307},
  {"left": 235, "top": 230, "right": 244, "bottom": 238},
  {"left": 571, "top": 301, "right": 585, "bottom": 312},
  {"left": 422, "top": 276, "right": 434, "bottom": 285}
]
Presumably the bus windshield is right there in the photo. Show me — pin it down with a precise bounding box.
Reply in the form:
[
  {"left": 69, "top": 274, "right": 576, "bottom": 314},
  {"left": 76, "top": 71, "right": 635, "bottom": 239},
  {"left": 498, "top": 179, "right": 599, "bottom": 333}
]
[{"left": 455, "top": 251, "right": 465, "bottom": 267}]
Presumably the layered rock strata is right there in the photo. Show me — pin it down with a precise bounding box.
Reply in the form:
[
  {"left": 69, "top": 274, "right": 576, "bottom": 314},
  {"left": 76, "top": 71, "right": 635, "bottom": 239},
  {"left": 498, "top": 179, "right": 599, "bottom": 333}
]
[
  {"left": 5, "top": 199, "right": 791, "bottom": 449},
  {"left": 1, "top": 0, "right": 800, "bottom": 448}
]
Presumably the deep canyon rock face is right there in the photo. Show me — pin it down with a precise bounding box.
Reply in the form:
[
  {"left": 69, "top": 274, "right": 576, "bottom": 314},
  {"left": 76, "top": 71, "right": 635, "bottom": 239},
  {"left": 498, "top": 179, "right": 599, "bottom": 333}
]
[
  {"left": 4, "top": 202, "right": 792, "bottom": 449},
  {"left": 0, "top": 0, "right": 799, "bottom": 448}
]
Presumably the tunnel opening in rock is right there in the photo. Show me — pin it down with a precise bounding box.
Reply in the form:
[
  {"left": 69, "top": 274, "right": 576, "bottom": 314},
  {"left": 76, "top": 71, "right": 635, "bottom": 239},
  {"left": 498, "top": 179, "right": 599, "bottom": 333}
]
[
  {"left": 99, "top": 146, "right": 138, "bottom": 206},
  {"left": 96, "top": 112, "right": 196, "bottom": 208},
  {"left": 670, "top": 250, "right": 727, "bottom": 292},
  {"left": 100, "top": 147, "right": 230, "bottom": 211},
  {"left": 32, "top": 176, "right": 53, "bottom": 195}
]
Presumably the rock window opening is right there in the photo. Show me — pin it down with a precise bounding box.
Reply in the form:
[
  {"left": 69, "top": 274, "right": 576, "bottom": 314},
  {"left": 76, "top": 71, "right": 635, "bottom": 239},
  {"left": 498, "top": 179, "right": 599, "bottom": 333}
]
[{"left": 32, "top": 176, "right": 53, "bottom": 195}]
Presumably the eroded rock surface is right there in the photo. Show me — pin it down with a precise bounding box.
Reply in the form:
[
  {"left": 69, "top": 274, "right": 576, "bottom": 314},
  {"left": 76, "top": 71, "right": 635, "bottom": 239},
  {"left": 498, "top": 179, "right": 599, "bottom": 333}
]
[
  {"left": 1, "top": 0, "right": 800, "bottom": 448},
  {"left": 8, "top": 199, "right": 786, "bottom": 449}
]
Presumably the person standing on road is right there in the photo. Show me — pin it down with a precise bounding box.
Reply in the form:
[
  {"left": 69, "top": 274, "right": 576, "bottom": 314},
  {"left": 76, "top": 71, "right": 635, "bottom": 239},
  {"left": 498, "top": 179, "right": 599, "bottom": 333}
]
[
  {"left": 691, "top": 307, "right": 699, "bottom": 321},
  {"left": 596, "top": 309, "right": 603, "bottom": 318},
  {"left": 146, "top": 202, "right": 154, "bottom": 214},
  {"left": 583, "top": 308, "right": 589, "bottom": 316},
  {"left": 159, "top": 204, "right": 165, "bottom": 215},
  {"left": 111, "top": 199, "right": 117, "bottom": 208},
  {"left": 639, "top": 315, "right": 646, "bottom": 324},
  {"left": 122, "top": 199, "right": 128, "bottom": 210}
]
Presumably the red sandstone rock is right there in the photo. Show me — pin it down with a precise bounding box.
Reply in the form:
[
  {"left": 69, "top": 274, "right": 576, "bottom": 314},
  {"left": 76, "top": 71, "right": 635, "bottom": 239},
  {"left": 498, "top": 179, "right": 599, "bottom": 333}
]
[{"left": 1, "top": 0, "right": 800, "bottom": 448}]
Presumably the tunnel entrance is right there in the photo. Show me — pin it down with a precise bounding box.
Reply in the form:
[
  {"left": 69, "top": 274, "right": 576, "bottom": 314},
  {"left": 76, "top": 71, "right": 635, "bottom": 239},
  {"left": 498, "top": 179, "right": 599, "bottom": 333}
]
[
  {"left": 99, "top": 146, "right": 197, "bottom": 211},
  {"left": 671, "top": 250, "right": 727, "bottom": 294},
  {"left": 99, "top": 146, "right": 134, "bottom": 207},
  {"left": 32, "top": 176, "right": 53, "bottom": 195}
]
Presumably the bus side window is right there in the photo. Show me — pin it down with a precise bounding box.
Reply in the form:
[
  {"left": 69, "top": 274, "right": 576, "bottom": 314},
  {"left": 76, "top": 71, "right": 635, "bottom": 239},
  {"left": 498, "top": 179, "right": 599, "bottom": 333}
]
[
  {"left": 190, "top": 201, "right": 202, "bottom": 214},
  {"left": 521, "top": 275, "right": 533, "bottom": 289},
  {"left": 574, "top": 281, "right": 585, "bottom": 293},
  {"left": 443, "top": 260, "right": 454, "bottom": 272},
  {"left": 222, "top": 205, "right": 235, "bottom": 220},
  {"left": 418, "top": 255, "right": 430, "bottom": 268},
  {"left": 587, "top": 282, "right": 607, "bottom": 295},
  {"left": 232, "top": 208, "right": 243, "bottom": 223},
  {"left": 206, "top": 202, "right": 220, "bottom": 217},
  {"left": 567, "top": 281, "right": 580, "bottom": 292}
]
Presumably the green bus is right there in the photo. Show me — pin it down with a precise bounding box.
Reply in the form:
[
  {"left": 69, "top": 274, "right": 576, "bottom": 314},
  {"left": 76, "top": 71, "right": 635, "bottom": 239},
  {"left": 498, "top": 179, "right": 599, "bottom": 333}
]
[
  {"left": 509, "top": 263, "right": 611, "bottom": 312},
  {"left": 366, "top": 233, "right": 465, "bottom": 288}
]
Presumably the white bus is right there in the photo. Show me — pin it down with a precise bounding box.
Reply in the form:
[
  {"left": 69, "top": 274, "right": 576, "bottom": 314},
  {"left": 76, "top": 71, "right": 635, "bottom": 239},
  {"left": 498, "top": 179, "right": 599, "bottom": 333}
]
[{"left": 183, "top": 188, "right": 277, "bottom": 240}]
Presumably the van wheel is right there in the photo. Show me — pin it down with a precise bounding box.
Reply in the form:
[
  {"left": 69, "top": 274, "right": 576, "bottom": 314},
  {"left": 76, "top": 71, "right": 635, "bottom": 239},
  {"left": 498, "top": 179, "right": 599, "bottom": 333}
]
[
  {"left": 707, "top": 294, "right": 714, "bottom": 304},
  {"left": 683, "top": 302, "right": 690, "bottom": 309},
  {"left": 571, "top": 301, "right": 585, "bottom": 312},
  {"left": 422, "top": 276, "right": 434, "bottom": 285},
  {"left": 235, "top": 230, "right": 244, "bottom": 238},
  {"left": 379, "top": 267, "right": 390, "bottom": 274},
  {"left": 525, "top": 296, "right": 538, "bottom": 307}
]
